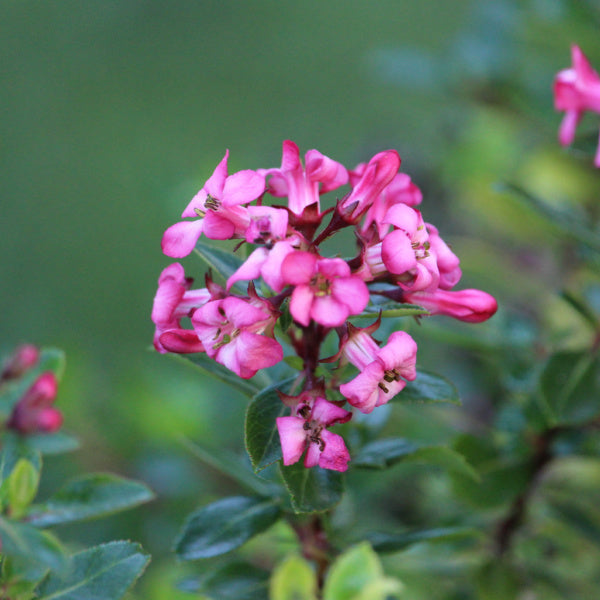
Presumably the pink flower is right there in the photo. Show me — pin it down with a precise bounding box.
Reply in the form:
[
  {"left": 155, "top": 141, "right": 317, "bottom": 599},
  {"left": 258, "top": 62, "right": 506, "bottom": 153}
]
[
  {"left": 426, "top": 224, "right": 461, "bottom": 290},
  {"left": 339, "top": 150, "right": 400, "bottom": 223},
  {"left": 277, "top": 397, "right": 351, "bottom": 472},
  {"left": 260, "top": 140, "right": 348, "bottom": 216},
  {"left": 191, "top": 296, "right": 283, "bottom": 378},
  {"left": 554, "top": 45, "right": 600, "bottom": 167},
  {"left": 7, "top": 372, "right": 63, "bottom": 434},
  {"left": 281, "top": 251, "right": 369, "bottom": 327},
  {"left": 151, "top": 263, "right": 210, "bottom": 353},
  {"left": 162, "top": 151, "right": 265, "bottom": 257},
  {"left": 1, "top": 345, "right": 39, "bottom": 382},
  {"left": 340, "top": 330, "right": 417, "bottom": 414},
  {"left": 404, "top": 289, "right": 498, "bottom": 323}
]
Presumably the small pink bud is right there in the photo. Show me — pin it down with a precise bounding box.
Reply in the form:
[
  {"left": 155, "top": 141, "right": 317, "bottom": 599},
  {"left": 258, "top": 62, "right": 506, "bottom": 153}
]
[
  {"left": 405, "top": 289, "right": 498, "bottom": 323},
  {"left": 1, "top": 345, "right": 39, "bottom": 381}
]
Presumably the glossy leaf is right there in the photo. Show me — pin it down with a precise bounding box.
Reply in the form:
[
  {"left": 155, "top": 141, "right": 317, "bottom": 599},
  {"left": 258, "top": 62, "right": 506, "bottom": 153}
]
[
  {"left": 354, "top": 438, "right": 479, "bottom": 481},
  {"left": 279, "top": 462, "right": 344, "bottom": 513},
  {"left": 245, "top": 377, "right": 296, "bottom": 472},
  {"left": 35, "top": 541, "right": 149, "bottom": 600},
  {"left": 174, "top": 496, "right": 281, "bottom": 560},
  {"left": 270, "top": 554, "right": 318, "bottom": 600},
  {"left": 194, "top": 239, "right": 245, "bottom": 289},
  {"left": 323, "top": 542, "right": 403, "bottom": 600},
  {"left": 27, "top": 473, "right": 154, "bottom": 527},
  {"left": 179, "top": 561, "right": 269, "bottom": 599},
  {"left": 366, "top": 526, "right": 480, "bottom": 554},
  {"left": 395, "top": 370, "right": 461, "bottom": 405},
  {"left": 0, "top": 517, "right": 67, "bottom": 573}
]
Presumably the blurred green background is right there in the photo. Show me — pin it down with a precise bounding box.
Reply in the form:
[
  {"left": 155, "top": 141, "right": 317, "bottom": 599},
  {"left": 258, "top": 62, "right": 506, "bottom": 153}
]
[{"left": 2, "top": 0, "right": 600, "bottom": 597}]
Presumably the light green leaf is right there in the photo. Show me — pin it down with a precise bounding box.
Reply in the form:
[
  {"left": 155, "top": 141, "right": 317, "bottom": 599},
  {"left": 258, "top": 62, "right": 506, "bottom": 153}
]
[
  {"left": 35, "top": 541, "right": 149, "bottom": 600},
  {"left": 270, "top": 554, "right": 318, "bottom": 600},
  {"left": 174, "top": 496, "right": 281, "bottom": 560},
  {"left": 194, "top": 240, "right": 245, "bottom": 290},
  {"left": 245, "top": 377, "right": 297, "bottom": 472},
  {"left": 8, "top": 459, "right": 39, "bottom": 519},
  {"left": 353, "top": 438, "right": 479, "bottom": 481},
  {"left": 279, "top": 462, "right": 344, "bottom": 513},
  {"left": 0, "top": 517, "right": 67, "bottom": 573},
  {"left": 179, "top": 561, "right": 269, "bottom": 599},
  {"left": 366, "top": 526, "right": 480, "bottom": 554},
  {"left": 395, "top": 370, "right": 461, "bottom": 405},
  {"left": 323, "top": 542, "right": 402, "bottom": 600},
  {"left": 351, "top": 302, "right": 429, "bottom": 320},
  {"left": 27, "top": 473, "right": 154, "bottom": 527}
]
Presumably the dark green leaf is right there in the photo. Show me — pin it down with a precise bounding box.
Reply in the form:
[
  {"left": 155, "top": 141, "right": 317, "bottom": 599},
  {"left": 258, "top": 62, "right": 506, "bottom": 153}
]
[
  {"left": 174, "top": 496, "right": 281, "bottom": 560},
  {"left": 0, "top": 517, "right": 67, "bottom": 573},
  {"left": 394, "top": 370, "right": 461, "bottom": 405},
  {"left": 179, "top": 561, "right": 269, "bottom": 599},
  {"left": 27, "top": 473, "right": 154, "bottom": 527},
  {"left": 366, "top": 526, "right": 480, "bottom": 554},
  {"left": 245, "top": 377, "right": 296, "bottom": 472},
  {"left": 181, "top": 437, "right": 277, "bottom": 497},
  {"left": 540, "top": 350, "right": 600, "bottom": 424},
  {"left": 171, "top": 351, "right": 261, "bottom": 397},
  {"left": 351, "top": 302, "right": 429, "bottom": 319},
  {"left": 0, "top": 433, "right": 42, "bottom": 481},
  {"left": 548, "top": 494, "right": 600, "bottom": 550},
  {"left": 35, "top": 541, "right": 149, "bottom": 600},
  {"left": 279, "top": 462, "right": 344, "bottom": 513},
  {"left": 354, "top": 438, "right": 479, "bottom": 480},
  {"left": 194, "top": 240, "right": 245, "bottom": 290},
  {"left": 475, "top": 559, "right": 522, "bottom": 600},
  {"left": 497, "top": 183, "right": 600, "bottom": 252}
]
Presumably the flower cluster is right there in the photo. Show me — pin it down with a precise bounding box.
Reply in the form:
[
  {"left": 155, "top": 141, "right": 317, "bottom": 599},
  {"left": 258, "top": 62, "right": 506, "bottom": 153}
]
[
  {"left": 1, "top": 345, "right": 63, "bottom": 434},
  {"left": 153, "top": 141, "right": 497, "bottom": 471},
  {"left": 554, "top": 45, "right": 600, "bottom": 167}
]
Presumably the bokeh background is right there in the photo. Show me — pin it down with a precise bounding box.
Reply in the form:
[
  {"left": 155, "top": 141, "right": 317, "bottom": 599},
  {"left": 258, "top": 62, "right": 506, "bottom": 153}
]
[{"left": 2, "top": 1, "right": 600, "bottom": 597}]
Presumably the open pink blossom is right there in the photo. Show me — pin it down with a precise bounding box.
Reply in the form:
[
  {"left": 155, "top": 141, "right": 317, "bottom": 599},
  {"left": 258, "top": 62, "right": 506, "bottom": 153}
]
[
  {"left": 281, "top": 251, "right": 369, "bottom": 327},
  {"left": 554, "top": 45, "right": 600, "bottom": 167},
  {"left": 404, "top": 289, "right": 498, "bottom": 323},
  {"left": 277, "top": 396, "right": 352, "bottom": 471},
  {"left": 191, "top": 296, "right": 283, "bottom": 378},
  {"left": 151, "top": 263, "right": 210, "bottom": 353},
  {"left": 7, "top": 372, "right": 63, "bottom": 434},
  {"left": 162, "top": 151, "right": 265, "bottom": 257},
  {"left": 339, "top": 150, "right": 400, "bottom": 223},
  {"left": 340, "top": 330, "right": 417, "bottom": 413},
  {"left": 260, "top": 140, "right": 348, "bottom": 216}
]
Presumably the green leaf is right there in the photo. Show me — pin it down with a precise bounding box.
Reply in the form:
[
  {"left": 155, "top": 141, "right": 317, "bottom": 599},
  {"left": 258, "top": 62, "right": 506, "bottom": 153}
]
[
  {"left": 353, "top": 438, "right": 479, "bottom": 481},
  {"left": 25, "top": 432, "right": 80, "bottom": 455},
  {"left": 170, "top": 351, "right": 261, "bottom": 397},
  {"left": 351, "top": 302, "right": 429, "bottom": 319},
  {"left": 36, "top": 348, "right": 67, "bottom": 381},
  {"left": 8, "top": 459, "right": 39, "bottom": 519},
  {"left": 548, "top": 494, "right": 600, "bottom": 550},
  {"left": 35, "top": 541, "right": 149, "bottom": 600},
  {"left": 245, "top": 377, "right": 297, "bottom": 472},
  {"left": 0, "top": 433, "right": 42, "bottom": 482},
  {"left": 365, "top": 526, "right": 480, "bottom": 554},
  {"left": 27, "top": 473, "right": 154, "bottom": 527},
  {"left": 540, "top": 350, "right": 600, "bottom": 424},
  {"left": 0, "top": 517, "right": 67, "bottom": 573},
  {"left": 194, "top": 240, "right": 245, "bottom": 290},
  {"left": 179, "top": 561, "right": 269, "bottom": 599},
  {"left": 323, "top": 542, "right": 402, "bottom": 600},
  {"left": 174, "top": 496, "right": 281, "bottom": 560},
  {"left": 497, "top": 183, "right": 600, "bottom": 252},
  {"left": 270, "top": 554, "right": 318, "bottom": 600},
  {"left": 181, "top": 437, "right": 276, "bottom": 497},
  {"left": 394, "top": 370, "right": 460, "bottom": 405},
  {"left": 475, "top": 560, "right": 522, "bottom": 600},
  {"left": 279, "top": 462, "right": 344, "bottom": 513}
]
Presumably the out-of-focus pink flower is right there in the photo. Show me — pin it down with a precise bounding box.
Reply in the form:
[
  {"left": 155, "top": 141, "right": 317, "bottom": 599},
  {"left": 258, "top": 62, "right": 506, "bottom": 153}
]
[
  {"left": 151, "top": 263, "right": 210, "bottom": 353},
  {"left": 281, "top": 251, "right": 369, "bottom": 327},
  {"left": 404, "top": 289, "right": 498, "bottom": 323},
  {"left": 277, "top": 396, "right": 351, "bottom": 471},
  {"left": 260, "top": 140, "right": 348, "bottom": 216},
  {"left": 340, "top": 330, "right": 417, "bottom": 413},
  {"left": 1, "top": 345, "right": 39, "bottom": 382},
  {"left": 554, "top": 45, "right": 600, "bottom": 167},
  {"left": 7, "top": 372, "right": 63, "bottom": 434},
  {"left": 339, "top": 150, "right": 400, "bottom": 223},
  {"left": 162, "top": 151, "right": 265, "bottom": 257},
  {"left": 191, "top": 296, "right": 283, "bottom": 378}
]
